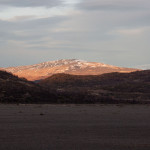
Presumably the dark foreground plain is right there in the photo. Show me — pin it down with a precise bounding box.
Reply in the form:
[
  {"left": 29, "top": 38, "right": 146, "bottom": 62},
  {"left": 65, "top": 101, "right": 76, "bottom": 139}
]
[{"left": 0, "top": 104, "right": 150, "bottom": 150}]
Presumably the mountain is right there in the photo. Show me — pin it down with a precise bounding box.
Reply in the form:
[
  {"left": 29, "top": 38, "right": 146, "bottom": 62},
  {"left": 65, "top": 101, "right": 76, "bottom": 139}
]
[
  {"left": 39, "top": 70, "right": 150, "bottom": 103},
  {"left": 40, "top": 70, "right": 150, "bottom": 92},
  {"left": 135, "top": 64, "right": 150, "bottom": 70},
  {"left": 0, "top": 70, "right": 150, "bottom": 104},
  {"left": 1, "top": 59, "right": 139, "bottom": 81},
  {"left": 0, "top": 70, "right": 56, "bottom": 103}
]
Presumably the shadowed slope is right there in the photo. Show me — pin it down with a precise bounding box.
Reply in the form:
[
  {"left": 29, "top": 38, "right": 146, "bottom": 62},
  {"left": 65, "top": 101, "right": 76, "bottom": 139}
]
[
  {"left": 40, "top": 70, "right": 150, "bottom": 92},
  {"left": 39, "top": 70, "right": 150, "bottom": 103},
  {"left": 0, "top": 70, "right": 56, "bottom": 103},
  {"left": 1, "top": 70, "right": 150, "bottom": 104}
]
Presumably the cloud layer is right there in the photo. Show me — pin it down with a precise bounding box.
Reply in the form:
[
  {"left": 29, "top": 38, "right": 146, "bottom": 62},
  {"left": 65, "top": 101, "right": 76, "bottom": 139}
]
[
  {"left": 0, "top": 0, "right": 62, "bottom": 7},
  {"left": 0, "top": 0, "right": 150, "bottom": 67}
]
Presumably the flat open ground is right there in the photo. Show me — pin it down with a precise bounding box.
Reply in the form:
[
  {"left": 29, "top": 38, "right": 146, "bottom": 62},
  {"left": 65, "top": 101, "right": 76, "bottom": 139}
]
[{"left": 0, "top": 104, "right": 150, "bottom": 150}]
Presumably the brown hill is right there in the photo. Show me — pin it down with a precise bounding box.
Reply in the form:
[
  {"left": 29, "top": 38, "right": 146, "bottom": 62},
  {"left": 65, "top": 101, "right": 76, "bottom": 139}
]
[
  {"left": 1, "top": 70, "right": 150, "bottom": 104},
  {"left": 40, "top": 70, "right": 150, "bottom": 90},
  {"left": 1, "top": 59, "right": 139, "bottom": 81},
  {"left": 39, "top": 70, "right": 150, "bottom": 103},
  {"left": 0, "top": 70, "right": 56, "bottom": 103}
]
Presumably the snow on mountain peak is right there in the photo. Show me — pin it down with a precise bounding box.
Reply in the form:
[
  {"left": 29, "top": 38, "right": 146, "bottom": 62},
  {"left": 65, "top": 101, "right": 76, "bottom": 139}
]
[{"left": 3, "top": 59, "right": 139, "bottom": 81}]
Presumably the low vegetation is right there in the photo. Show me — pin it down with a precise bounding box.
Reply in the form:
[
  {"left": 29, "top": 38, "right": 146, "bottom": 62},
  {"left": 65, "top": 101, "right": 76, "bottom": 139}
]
[
  {"left": 0, "top": 70, "right": 150, "bottom": 104},
  {"left": 39, "top": 70, "right": 150, "bottom": 104},
  {"left": 0, "top": 71, "right": 57, "bottom": 103}
]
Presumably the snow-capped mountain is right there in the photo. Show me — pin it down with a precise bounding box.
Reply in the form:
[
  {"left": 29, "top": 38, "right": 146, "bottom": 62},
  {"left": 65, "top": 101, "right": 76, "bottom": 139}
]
[
  {"left": 1, "top": 59, "right": 139, "bottom": 81},
  {"left": 135, "top": 64, "right": 150, "bottom": 70}
]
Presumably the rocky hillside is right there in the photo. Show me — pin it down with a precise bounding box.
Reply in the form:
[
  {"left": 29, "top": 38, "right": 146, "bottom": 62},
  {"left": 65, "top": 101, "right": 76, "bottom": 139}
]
[
  {"left": 1, "top": 59, "right": 139, "bottom": 81},
  {"left": 40, "top": 70, "right": 150, "bottom": 91},
  {"left": 0, "top": 70, "right": 56, "bottom": 103},
  {"left": 0, "top": 70, "right": 150, "bottom": 104},
  {"left": 39, "top": 70, "right": 150, "bottom": 103}
]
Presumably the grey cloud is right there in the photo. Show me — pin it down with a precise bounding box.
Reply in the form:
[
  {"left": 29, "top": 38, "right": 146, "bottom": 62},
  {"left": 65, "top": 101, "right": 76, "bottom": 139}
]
[
  {"left": 0, "top": 16, "right": 69, "bottom": 50},
  {"left": 0, "top": 0, "right": 62, "bottom": 7},
  {"left": 0, "top": 0, "right": 150, "bottom": 67},
  {"left": 78, "top": 0, "right": 150, "bottom": 11},
  {"left": 0, "top": 15, "right": 68, "bottom": 35}
]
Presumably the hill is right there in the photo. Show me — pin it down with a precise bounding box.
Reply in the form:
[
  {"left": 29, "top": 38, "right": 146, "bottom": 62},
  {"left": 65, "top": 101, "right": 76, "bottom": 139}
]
[
  {"left": 0, "top": 70, "right": 56, "bottom": 103},
  {"left": 1, "top": 59, "right": 139, "bottom": 81},
  {"left": 1, "top": 70, "right": 150, "bottom": 104},
  {"left": 39, "top": 70, "right": 150, "bottom": 103}
]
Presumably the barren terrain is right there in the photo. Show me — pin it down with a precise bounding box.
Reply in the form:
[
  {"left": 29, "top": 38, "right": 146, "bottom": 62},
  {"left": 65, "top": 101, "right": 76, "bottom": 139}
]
[{"left": 0, "top": 104, "right": 150, "bottom": 150}]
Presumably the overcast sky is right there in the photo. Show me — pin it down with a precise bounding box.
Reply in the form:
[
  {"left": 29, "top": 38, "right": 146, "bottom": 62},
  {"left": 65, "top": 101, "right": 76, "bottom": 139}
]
[{"left": 0, "top": 0, "right": 150, "bottom": 67}]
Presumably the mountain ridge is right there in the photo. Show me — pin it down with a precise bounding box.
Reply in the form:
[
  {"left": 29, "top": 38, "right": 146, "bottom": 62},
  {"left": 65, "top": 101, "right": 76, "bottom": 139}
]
[
  {"left": 0, "top": 70, "right": 57, "bottom": 103},
  {"left": 1, "top": 59, "right": 140, "bottom": 81},
  {"left": 0, "top": 70, "right": 150, "bottom": 104},
  {"left": 39, "top": 70, "right": 150, "bottom": 103}
]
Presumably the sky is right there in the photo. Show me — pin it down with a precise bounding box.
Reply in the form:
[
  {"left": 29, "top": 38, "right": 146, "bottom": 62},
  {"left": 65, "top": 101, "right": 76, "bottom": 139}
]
[{"left": 0, "top": 0, "right": 150, "bottom": 67}]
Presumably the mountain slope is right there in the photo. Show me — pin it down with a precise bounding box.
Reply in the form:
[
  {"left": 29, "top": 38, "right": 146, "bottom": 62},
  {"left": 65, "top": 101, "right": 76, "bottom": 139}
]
[
  {"left": 39, "top": 70, "right": 150, "bottom": 103},
  {"left": 40, "top": 70, "right": 150, "bottom": 92},
  {"left": 1, "top": 70, "right": 150, "bottom": 104},
  {"left": 2, "top": 59, "right": 139, "bottom": 81},
  {"left": 0, "top": 70, "right": 56, "bottom": 103}
]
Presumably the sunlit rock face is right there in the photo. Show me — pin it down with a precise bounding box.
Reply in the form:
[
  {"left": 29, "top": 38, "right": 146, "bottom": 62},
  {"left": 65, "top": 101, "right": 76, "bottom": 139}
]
[{"left": 2, "top": 59, "right": 139, "bottom": 81}]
